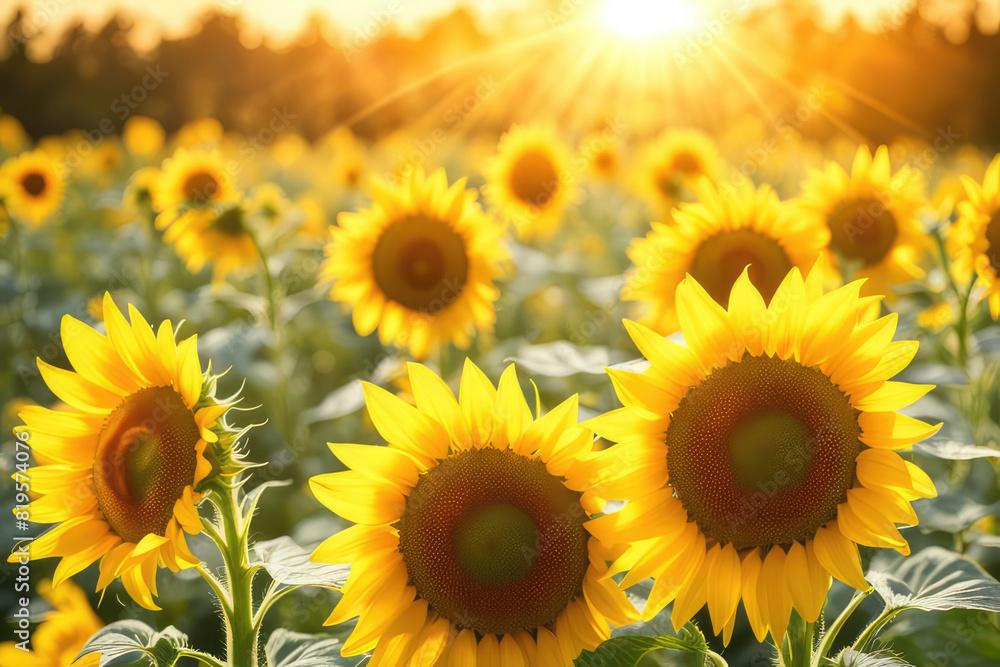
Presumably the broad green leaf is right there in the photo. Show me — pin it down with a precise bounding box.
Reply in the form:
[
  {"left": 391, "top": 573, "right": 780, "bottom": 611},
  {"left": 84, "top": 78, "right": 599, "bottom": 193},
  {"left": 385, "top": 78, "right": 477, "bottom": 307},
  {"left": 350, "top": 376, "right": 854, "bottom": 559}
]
[
  {"left": 251, "top": 536, "right": 350, "bottom": 588},
  {"left": 75, "top": 620, "right": 187, "bottom": 667},
  {"left": 913, "top": 438, "right": 1000, "bottom": 460},
  {"left": 867, "top": 546, "right": 1000, "bottom": 613},
  {"left": 574, "top": 623, "right": 720, "bottom": 667},
  {"left": 265, "top": 629, "right": 357, "bottom": 666},
  {"left": 880, "top": 607, "right": 1000, "bottom": 667},
  {"left": 837, "top": 648, "right": 913, "bottom": 666},
  {"left": 912, "top": 495, "right": 1000, "bottom": 533},
  {"left": 508, "top": 341, "right": 624, "bottom": 377}
]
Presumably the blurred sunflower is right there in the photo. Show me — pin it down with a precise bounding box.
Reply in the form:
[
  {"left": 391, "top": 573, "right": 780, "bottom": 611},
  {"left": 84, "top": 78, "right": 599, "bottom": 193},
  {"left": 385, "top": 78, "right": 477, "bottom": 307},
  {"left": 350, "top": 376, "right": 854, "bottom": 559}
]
[
  {"left": 320, "top": 126, "right": 367, "bottom": 189},
  {"left": 123, "top": 116, "right": 166, "bottom": 158},
  {"left": 633, "top": 128, "right": 722, "bottom": 211},
  {"left": 294, "top": 194, "right": 328, "bottom": 240},
  {"left": 484, "top": 123, "right": 574, "bottom": 240},
  {"left": 0, "top": 579, "right": 102, "bottom": 667},
  {"left": 159, "top": 203, "right": 259, "bottom": 283},
  {"left": 154, "top": 148, "right": 235, "bottom": 212},
  {"left": 123, "top": 167, "right": 162, "bottom": 218},
  {"left": 950, "top": 154, "right": 1000, "bottom": 318},
  {"left": 624, "top": 180, "right": 825, "bottom": 333},
  {"left": 249, "top": 182, "right": 290, "bottom": 223},
  {"left": 586, "top": 265, "right": 939, "bottom": 645},
  {"left": 321, "top": 167, "right": 506, "bottom": 360},
  {"left": 580, "top": 130, "right": 620, "bottom": 180},
  {"left": 0, "top": 150, "right": 65, "bottom": 224},
  {"left": 10, "top": 294, "right": 234, "bottom": 609},
  {"left": 797, "top": 145, "right": 927, "bottom": 299},
  {"left": 310, "top": 361, "right": 637, "bottom": 665}
]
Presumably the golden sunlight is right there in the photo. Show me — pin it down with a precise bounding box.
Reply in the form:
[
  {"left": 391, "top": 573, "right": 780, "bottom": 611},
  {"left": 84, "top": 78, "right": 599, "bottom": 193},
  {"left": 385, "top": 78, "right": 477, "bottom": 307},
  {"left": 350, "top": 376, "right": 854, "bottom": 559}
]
[{"left": 599, "top": 0, "right": 704, "bottom": 39}]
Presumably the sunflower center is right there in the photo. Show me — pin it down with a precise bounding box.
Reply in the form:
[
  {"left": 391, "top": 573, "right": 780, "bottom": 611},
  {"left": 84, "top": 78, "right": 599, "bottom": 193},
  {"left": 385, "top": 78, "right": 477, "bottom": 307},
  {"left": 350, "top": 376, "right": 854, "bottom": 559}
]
[
  {"left": 509, "top": 151, "right": 559, "bottom": 207},
  {"left": 666, "top": 353, "right": 861, "bottom": 550},
  {"left": 93, "top": 386, "right": 200, "bottom": 544},
  {"left": 826, "top": 197, "right": 898, "bottom": 266},
  {"left": 672, "top": 151, "right": 700, "bottom": 175},
  {"left": 21, "top": 171, "right": 47, "bottom": 197},
  {"left": 655, "top": 167, "right": 682, "bottom": 199},
  {"left": 183, "top": 171, "right": 221, "bottom": 205},
  {"left": 371, "top": 215, "right": 469, "bottom": 314},
  {"left": 688, "top": 230, "right": 794, "bottom": 307},
  {"left": 397, "top": 447, "right": 590, "bottom": 635},
  {"left": 211, "top": 207, "right": 246, "bottom": 236},
  {"left": 985, "top": 211, "right": 1000, "bottom": 273}
]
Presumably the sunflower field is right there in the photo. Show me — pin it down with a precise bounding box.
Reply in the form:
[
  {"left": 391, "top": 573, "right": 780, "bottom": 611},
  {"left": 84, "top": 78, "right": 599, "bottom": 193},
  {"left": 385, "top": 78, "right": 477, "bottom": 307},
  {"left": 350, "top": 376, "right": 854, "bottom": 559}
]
[{"left": 2, "top": 1, "right": 1000, "bottom": 666}]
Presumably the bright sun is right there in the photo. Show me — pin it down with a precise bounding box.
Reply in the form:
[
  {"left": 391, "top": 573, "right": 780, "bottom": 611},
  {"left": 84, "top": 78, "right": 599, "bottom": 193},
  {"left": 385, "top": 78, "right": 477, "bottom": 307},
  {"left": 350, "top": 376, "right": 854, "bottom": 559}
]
[{"left": 599, "top": 0, "right": 704, "bottom": 39}]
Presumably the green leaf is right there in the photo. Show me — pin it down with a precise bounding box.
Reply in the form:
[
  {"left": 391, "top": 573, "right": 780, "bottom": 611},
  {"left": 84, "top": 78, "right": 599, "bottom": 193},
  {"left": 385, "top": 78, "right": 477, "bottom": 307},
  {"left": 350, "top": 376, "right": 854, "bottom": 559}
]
[
  {"left": 508, "top": 341, "right": 625, "bottom": 377},
  {"left": 837, "top": 648, "right": 913, "bottom": 666},
  {"left": 574, "top": 623, "right": 719, "bottom": 667},
  {"left": 251, "top": 536, "right": 350, "bottom": 588},
  {"left": 880, "top": 607, "right": 1000, "bottom": 667},
  {"left": 912, "top": 494, "right": 1000, "bottom": 533},
  {"left": 264, "top": 628, "right": 357, "bottom": 666},
  {"left": 913, "top": 438, "right": 1000, "bottom": 460},
  {"left": 868, "top": 546, "right": 1000, "bottom": 613},
  {"left": 76, "top": 620, "right": 188, "bottom": 667}
]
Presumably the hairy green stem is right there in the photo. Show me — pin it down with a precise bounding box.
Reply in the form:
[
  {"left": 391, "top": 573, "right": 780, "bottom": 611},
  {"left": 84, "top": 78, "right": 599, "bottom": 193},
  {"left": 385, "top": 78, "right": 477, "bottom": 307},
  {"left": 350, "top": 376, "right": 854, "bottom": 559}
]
[{"left": 812, "top": 589, "right": 872, "bottom": 667}]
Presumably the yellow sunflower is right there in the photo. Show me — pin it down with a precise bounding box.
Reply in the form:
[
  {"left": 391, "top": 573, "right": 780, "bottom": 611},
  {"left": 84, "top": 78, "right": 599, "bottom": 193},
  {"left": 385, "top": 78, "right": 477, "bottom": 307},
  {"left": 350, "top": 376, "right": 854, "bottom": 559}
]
[
  {"left": 310, "top": 360, "right": 638, "bottom": 665},
  {"left": 797, "top": 145, "right": 927, "bottom": 299},
  {"left": 624, "top": 179, "right": 826, "bottom": 334},
  {"left": 484, "top": 123, "right": 574, "bottom": 240},
  {"left": 10, "top": 294, "right": 232, "bottom": 610},
  {"left": 0, "top": 150, "right": 65, "bottom": 224},
  {"left": 158, "top": 203, "right": 259, "bottom": 283},
  {"left": 950, "top": 154, "right": 1000, "bottom": 318},
  {"left": 153, "top": 148, "right": 236, "bottom": 212},
  {"left": 586, "top": 264, "right": 939, "bottom": 645},
  {"left": 633, "top": 128, "right": 722, "bottom": 212},
  {"left": 321, "top": 167, "right": 507, "bottom": 360},
  {"left": 0, "top": 579, "right": 102, "bottom": 667},
  {"left": 123, "top": 116, "right": 166, "bottom": 158}
]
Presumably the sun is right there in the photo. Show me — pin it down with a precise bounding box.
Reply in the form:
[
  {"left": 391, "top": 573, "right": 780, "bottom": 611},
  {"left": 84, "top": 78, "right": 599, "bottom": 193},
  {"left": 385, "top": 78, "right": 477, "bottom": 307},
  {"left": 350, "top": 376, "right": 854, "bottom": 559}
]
[{"left": 599, "top": 0, "right": 703, "bottom": 39}]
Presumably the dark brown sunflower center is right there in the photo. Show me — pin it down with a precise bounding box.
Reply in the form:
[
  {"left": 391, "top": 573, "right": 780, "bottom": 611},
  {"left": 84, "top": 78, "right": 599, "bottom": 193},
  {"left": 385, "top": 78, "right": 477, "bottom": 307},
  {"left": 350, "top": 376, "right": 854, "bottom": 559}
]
[
  {"left": 397, "top": 447, "right": 590, "bottom": 635},
  {"left": 509, "top": 151, "right": 559, "bottom": 207},
  {"left": 985, "top": 211, "right": 1000, "bottom": 273},
  {"left": 655, "top": 167, "right": 682, "bottom": 199},
  {"left": 672, "top": 151, "right": 700, "bottom": 175},
  {"left": 688, "top": 229, "right": 794, "bottom": 307},
  {"left": 211, "top": 207, "right": 246, "bottom": 236},
  {"left": 371, "top": 215, "right": 469, "bottom": 314},
  {"left": 93, "top": 386, "right": 200, "bottom": 544},
  {"left": 22, "top": 171, "right": 47, "bottom": 197},
  {"left": 666, "top": 353, "right": 861, "bottom": 550},
  {"left": 183, "top": 171, "right": 221, "bottom": 205},
  {"left": 826, "top": 197, "right": 898, "bottom": 266}
]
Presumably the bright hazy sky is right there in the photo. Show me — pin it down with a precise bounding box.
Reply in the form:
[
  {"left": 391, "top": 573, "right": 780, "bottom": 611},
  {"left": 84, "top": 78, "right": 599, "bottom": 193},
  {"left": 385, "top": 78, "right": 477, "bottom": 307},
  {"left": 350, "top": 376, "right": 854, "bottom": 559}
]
[{"left": 7, "top": 0, "right": 915, "bottom": 54}]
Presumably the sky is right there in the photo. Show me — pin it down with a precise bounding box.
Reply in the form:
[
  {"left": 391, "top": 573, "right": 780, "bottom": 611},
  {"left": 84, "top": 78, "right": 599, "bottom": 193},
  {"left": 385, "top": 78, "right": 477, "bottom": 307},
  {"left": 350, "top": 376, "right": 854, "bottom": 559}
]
[{"left": 6, "top": 0, "right": 917, "bottom": 55}]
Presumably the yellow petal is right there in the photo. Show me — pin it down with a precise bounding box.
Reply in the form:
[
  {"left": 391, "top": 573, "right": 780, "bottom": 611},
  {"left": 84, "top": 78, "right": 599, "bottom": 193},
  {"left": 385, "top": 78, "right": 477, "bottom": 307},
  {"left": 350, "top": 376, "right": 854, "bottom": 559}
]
[
  {"left": 740, "top": 547, "right": 768, "bottom": 642},
  {"left": 706, "top": 542, "right": 742, "bottom": 635},
  {"left": 756, "top": 546, "right": 792, "bottom": 644},
  {"left": 812, "top": 520, "right": 868, "bottom": 591},
  {"left": 784, "top": 541, "right": 830, "bottom": 623},
  {"left": 407, "top": 362, "right": 472, "bottom": 449},
  {"left": 447, "top": 628, "right": 477, "bottom": 667},
  {"left": 362, "top": 382, "right": 449, "bottom": 463},
  {"left": 676, "top": 274, "right": 741, "bottom": 368},
  {"left": 369, "top": 599, "right": 428, "bottom": 667},
  {"left": 853, "top": 382, "right": 934, "bottom": 412},
  {"left": 520, "top": 394, "right": 579, "bottom": 459},
  {"left": 459, "top": 358, "right": 496, "bottom": 447},
  {"left": 37, "top": 359, "right": 123, "bottom": 413},
  {"left": 312, "top": 524, "right": 398, "bottom": 564},
  {"left": 622, "top": 319, "right": 703, "bottom": 384},
  {"left": 310, "top": 472, "right": 406, "bottom": 525},
  {"left": 495, "top": 364, "right": 532, "bottom": 450},
  {"left": 328, "top": 443, "right": 421, "bottom": 492},
  {"left": 855, "top": 448, "right": 936, "bottom": 500},
  {"left": 858, "top": 412, "right": 942, "bottom": 449},
  {"left": 727, "top": 267, "right": 768, "bottom": 357},
  {"left": 409, "top": 616, "right": 453, "bottom": 667}
]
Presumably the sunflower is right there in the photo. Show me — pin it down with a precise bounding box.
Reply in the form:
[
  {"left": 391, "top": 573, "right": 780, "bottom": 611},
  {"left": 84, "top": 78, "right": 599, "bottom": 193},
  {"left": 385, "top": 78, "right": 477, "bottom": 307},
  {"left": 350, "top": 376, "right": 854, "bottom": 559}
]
[
  {"left": 949, "top": 155, "right": 1000, "bottom": 319},
  {"left": 10, "top": 294, "right": 233, "bottom": 610},
  {"left": 321, "top": 167, "right": 507, "bottom": 360},
  {"left": 158, "top": 203, "right": 259, "bottom": 283},
  {"left": 484, "top": 123, "right": 574, "bottom": 240},
  {"left": 623, "top": 179, "right": 826, "bottom": 334},
  {"left": 123, "top": 116, "right": 166, "bottom": 158},
  {"left": 153, "top": 148, "right": 236, "bottom": 212},
  {"left": 0, "top": 579, "right": 102, "bottom": 667},
  {"left": 309, "top": 360, "right": 638, "bottom": 665},
  {"left": 633, "top": 128, "right": 722, "bottom": 212},
  {"left": 0, "top": 150, "right": 65, "bottom": 224},
  {"left": 796, "top": 145, "right": 927, "bottom": 299},
  {"left": 586, "top": 264, "right": 939, "bottom": 645}
]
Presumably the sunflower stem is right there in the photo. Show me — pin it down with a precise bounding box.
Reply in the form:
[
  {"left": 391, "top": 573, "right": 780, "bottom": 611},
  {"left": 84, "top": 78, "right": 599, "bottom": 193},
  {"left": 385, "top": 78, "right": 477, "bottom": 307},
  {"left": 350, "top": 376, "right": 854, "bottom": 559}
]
[
  {"left": 811, "top": 589, "right": 872, "bottom": 667},
  {"left": 215, "top": 485, "right": 259, "bottom": 667},
  {"left": 176, "top": 647, "right": 228, "bottom": 667},
  {"left": 931, "top": 225, "right": 972, "bottom": 366}
]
